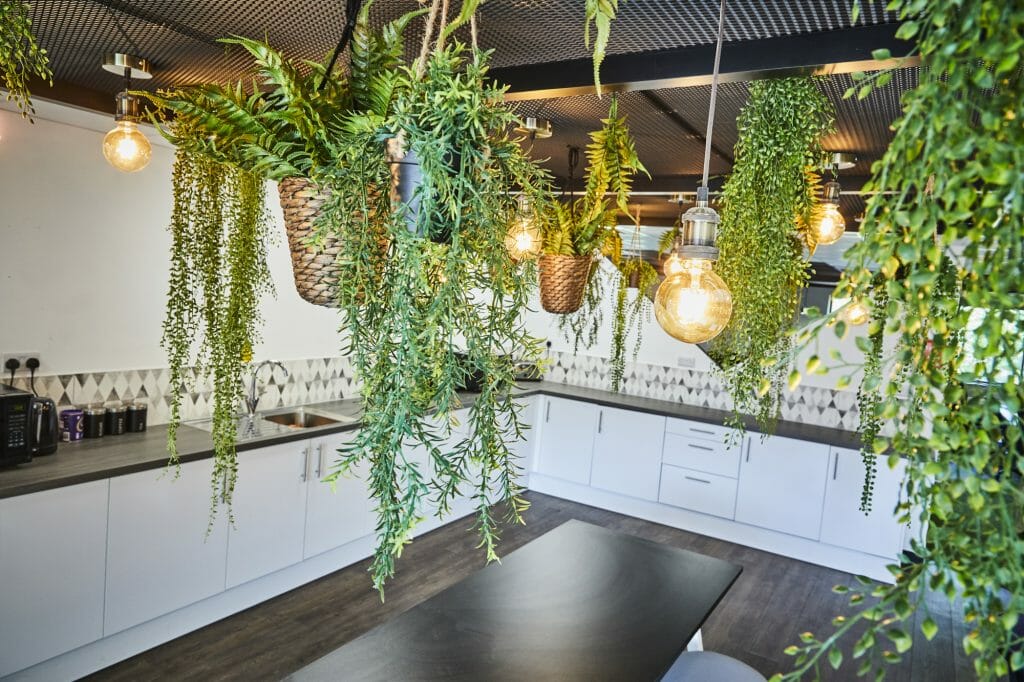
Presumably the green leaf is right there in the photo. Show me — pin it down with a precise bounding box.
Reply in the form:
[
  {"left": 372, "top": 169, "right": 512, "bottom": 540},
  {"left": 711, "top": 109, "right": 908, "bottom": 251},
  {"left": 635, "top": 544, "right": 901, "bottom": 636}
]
[
  {"left": 872, "top": 48, "right": 892, "bottom": 61},
  {"left": 788, "top": 370, "right": 803, "bottom": 391},
  {"left": 921, "top": 617, "right": 938, "bottom": 641},
  {"left": 895, "top": 20, "right": 919, "bottom": 40},
  {"left": 829, "top": 647, "right": 844, "bottom": 669}
]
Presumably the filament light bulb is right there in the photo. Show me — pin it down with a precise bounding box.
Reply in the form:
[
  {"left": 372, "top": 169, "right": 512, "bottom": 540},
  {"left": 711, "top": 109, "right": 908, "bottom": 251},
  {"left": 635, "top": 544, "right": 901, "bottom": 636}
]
[
  {"left": 103, "top": 121, "right": 152, "bottom": 173},
  {"left": 654, "top": 259, "right": 733, "bottom": 344},
  {"left": 505, "top": 197, "right": 542, "bottom": 261}
]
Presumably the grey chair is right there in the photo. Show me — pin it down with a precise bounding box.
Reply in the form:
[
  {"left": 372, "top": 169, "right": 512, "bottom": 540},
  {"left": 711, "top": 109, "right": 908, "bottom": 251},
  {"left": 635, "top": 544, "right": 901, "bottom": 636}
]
[{"left": 661, "top": 651, "right": 767, "bottom": 681}]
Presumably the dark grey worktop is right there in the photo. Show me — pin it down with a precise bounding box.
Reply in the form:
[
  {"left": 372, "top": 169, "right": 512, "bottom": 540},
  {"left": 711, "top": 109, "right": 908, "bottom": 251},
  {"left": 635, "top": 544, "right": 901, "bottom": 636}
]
[{"left": 0, "top": 381, "right": 862, "bottom": 500}]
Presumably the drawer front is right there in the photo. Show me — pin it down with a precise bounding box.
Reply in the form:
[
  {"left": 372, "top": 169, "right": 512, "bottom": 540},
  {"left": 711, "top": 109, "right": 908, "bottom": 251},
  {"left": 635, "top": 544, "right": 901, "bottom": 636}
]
[
  {"left": 662, "top": 432, "right": 741, "bottom": 478},
  {"left": 665, "top": 416, "right": 730, "bottom": 443},
  {"left": 658, "top": 464, "right": 738, "bottom": 520}
]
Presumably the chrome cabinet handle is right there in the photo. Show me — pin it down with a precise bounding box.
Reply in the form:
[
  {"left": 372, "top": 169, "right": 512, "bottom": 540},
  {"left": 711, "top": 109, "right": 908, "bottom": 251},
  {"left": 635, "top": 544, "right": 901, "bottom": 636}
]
[
  {"left": 685, "top": 475, "right": 711, "bottom": 484},
  {"left": 745, "top": 439, "right": 752, "bottom": 463},
  {"left": 545, "top": 401, "right": 551, "bottom": 422},
  {"left": 300, "top": 445, "right": 310, "bottom": 481},
  {"left": 597, "top": 411, "right": 603, "bottom": 434},
  {"left": 317, "top": 443, "right": 326, "bottom": 478},
  {"left": 690, "top": 427, "right": 714, "bottom": 435},
  {"left": 833, "top": 451, "right": 839, "bottom": 480},
  {"left": 687, "top": 443, "right": 713, "bottom": 451}
]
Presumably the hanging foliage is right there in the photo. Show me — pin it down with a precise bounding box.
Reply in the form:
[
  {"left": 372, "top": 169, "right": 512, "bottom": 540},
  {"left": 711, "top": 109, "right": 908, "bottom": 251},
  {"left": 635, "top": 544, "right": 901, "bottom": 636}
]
[
  {"left": 326, "top": 41, "right": 551, "bottom": 594},
  {"left": 775, "top": 0, "right": 1024, "bottom": 679},
  {"left": 163, "top": 136, "right": 273, "bottom": 522},
  {"left": 0, "top": 1, "right": 51, "bottom": 120},
  {"left": 708, "top": 77, "right": 834, "bottom": 438}
]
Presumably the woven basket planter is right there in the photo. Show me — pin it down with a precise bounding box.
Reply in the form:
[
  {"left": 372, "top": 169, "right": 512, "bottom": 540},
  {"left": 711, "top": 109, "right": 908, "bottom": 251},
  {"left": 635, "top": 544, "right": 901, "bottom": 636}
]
[
  {"left": 539, "top": 254, "right": 593, "bottom": 314},
  {"left": 278, "top": 177, "right": 341, "bottom": 308}
]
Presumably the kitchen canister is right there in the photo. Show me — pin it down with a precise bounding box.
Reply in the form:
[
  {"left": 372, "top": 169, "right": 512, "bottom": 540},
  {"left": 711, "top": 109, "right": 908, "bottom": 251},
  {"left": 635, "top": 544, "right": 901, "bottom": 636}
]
[
  {"left": 83, "top": 405, "right": 106, "bottom": 439},
  {"left": 126, "top": 400, "right": 148, "bottom": 433},
  {"left": 60, "top": 408, "right": 84, "bottom": 442},
  {"left": 105, "top": 402, "right": 127, "bottom": 435}
]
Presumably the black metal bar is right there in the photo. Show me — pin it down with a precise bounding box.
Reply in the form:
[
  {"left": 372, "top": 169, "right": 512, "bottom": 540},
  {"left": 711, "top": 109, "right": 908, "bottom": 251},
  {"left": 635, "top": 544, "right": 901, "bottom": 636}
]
[
  {"left": 638, "top": 91, "right": 734, "bottom": 166},
  {"left": 85, "top": 0, "right": 221, "bottom": 48},
  {"left": 495, "top": 24, "right": 919, "bottom": 101}
]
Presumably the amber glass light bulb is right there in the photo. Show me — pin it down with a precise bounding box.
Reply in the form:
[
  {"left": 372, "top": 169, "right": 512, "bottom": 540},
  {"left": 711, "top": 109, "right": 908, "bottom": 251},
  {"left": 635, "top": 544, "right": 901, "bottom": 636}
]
[
  {"left": 663, "top": 252, "right": 685, "bottom": 277},
  {"left": 840, "top": 299, "right": 870, "bottom": 326},
  {"left": 505, "top": 198, "right": 541, "bottom": 261},
  {"left": 654, "top": 259, "right": 733, "bottom": 344},
  {"left": 815, "top": 204, "right": 845, "bottom": 245},
  {"left": 103, "top": 121, "right": 152, "bottom": 172}
]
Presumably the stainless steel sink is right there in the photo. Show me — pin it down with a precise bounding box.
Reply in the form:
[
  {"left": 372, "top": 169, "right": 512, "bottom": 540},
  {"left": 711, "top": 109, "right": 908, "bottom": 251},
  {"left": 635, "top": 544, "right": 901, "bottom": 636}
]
[{"left": 263, "top": 408, "right": 342, "bottom": 429}]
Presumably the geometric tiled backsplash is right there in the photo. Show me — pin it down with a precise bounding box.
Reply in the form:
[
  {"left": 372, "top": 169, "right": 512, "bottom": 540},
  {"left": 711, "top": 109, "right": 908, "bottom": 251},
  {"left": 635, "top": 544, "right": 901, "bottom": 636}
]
[
  {"left": 545, "top": 350, "right": 861, "bottom": 431},
  {"left": 6, "top": 350, "right": 859, "bottom": 432},
  {"left": 5, "top": 356, "right": 358, "bottom": 426}
]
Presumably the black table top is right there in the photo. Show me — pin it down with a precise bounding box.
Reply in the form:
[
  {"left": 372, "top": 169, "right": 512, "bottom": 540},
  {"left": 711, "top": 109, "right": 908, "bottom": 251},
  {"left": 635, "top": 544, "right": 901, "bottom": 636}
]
[{"left": 286, "top": 520, "right": 742, "bottom": 682}]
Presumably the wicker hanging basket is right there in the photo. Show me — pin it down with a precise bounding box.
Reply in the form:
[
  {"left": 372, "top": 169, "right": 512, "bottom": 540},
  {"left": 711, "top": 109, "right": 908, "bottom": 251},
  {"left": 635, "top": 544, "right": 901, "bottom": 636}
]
[
  {"left": 278, "top": 177, "right": 342, "bottom": 308},
  {"left": 539, "top": 254, "right": 593, "bottom": 314}
]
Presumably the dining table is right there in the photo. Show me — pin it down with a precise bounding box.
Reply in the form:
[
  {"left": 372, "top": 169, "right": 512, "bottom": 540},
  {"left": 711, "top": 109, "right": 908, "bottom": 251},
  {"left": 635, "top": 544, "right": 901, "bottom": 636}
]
[{"left": 286, "top": 519, "right": 743, "bottom": 681}]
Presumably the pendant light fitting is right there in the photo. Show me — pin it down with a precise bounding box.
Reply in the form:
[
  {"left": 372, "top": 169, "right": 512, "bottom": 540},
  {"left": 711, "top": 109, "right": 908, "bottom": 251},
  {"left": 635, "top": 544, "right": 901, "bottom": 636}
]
[
  {"left": 516, "top": 117, "right": 553, "bottom": 139},
  {"left": 100, "top": 53, "right": 153, "bottom": 173},
  {"left": 654, "top": 0, "right": 733, "bottom": 345}
]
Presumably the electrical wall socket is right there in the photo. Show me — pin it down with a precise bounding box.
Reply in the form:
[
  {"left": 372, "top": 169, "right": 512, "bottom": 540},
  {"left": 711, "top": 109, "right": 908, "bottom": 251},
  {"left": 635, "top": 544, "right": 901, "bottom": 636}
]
[
  {"left": 1, "top": 352, "right": 42, "bottom": 376},
  {"left": 676, "top": 355, "right": 696, "bottom": 369}
]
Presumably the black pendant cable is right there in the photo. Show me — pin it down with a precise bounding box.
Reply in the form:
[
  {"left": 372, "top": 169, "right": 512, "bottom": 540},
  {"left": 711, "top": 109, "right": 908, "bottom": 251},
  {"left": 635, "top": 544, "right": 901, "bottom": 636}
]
[{"left": 320, "top": 0, "right": 364, "bottom": 91}]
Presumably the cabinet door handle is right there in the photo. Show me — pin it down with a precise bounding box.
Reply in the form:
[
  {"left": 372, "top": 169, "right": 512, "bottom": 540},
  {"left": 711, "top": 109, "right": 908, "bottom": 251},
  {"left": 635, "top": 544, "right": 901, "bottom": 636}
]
[
  {"left": 690, "top": 427, "right": 715, "bottom": 435},
  {"left": 316, "top": 443, "right": 326, "bottom": 478},
  {"left": 833, "top": 451, "right": 839, "bottom": 480},
  {"left": 685, "top": 475, "right": 711, "bottom": 484},
  {"left": 687, "top": 443, "right": 713, "bottom": 451},
  {"left": 597, "top": 411, "right": 603, "bottom": 434},
  {"left": 745, "top": 439, "right": 752, "bottom": 463},
  {"left": 545, "top": 401, "right": 551, "bottom": 422},
  {"left": 300, "top": 445, "right": 310, "bottom": 481}
]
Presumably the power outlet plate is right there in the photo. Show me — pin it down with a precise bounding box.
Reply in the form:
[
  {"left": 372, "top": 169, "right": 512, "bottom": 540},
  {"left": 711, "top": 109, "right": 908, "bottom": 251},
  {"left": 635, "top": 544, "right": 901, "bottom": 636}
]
[
  {"left": 676, "top": 355, "right": 696, "bottom": 369},
  {"left": 1, "top": 352, "right": 42, "bottom": 377}
]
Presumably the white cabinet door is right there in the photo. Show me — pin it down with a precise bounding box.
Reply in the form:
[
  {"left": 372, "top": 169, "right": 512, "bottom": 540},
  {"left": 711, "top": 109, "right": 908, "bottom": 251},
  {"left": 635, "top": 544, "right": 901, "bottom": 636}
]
[
  {"left": 735, "top": 435, "right": 830, "bottom": 540},
  {"left": 225, "top": 442, "right": 310, "bottom": 588},
  {"left": 0, "top": 480, "right": 109, "bottom": 677},
  {"left": 590, "top": 406, "right": 666, "bottom": 500},
  {"left": 105, "top": 458, "right": 229, "bottom": 635},
  {"left": 533, "top": 397, "right": 598, "bottom": 485},
  {"left": 820, "top": 448, "right": 907, "bottom": 558},
  {"left": 305, "top": 433, "right": 377, "bottom": 559}
]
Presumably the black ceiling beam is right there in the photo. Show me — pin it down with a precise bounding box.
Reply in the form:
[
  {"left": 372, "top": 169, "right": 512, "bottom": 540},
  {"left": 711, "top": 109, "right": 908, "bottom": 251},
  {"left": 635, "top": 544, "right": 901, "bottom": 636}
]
[
  {"left": 567, "top": 174, "right": 875, "bottom": 194},
  {"left": 496, "top": 23, "right": 919, "bottom": 101},
  {"left": 27, "top": 76, "right": 116, "bottom": 115},
  {"left": 637, "top": 90, "right": 734, "bottom": 166},
  {"left": 85, "top": 0, "right": 221, "bottom": 49}
]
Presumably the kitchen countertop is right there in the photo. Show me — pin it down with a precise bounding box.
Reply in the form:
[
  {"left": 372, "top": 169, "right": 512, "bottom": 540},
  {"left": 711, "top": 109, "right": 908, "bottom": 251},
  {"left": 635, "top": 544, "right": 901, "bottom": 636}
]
[{"left": 0, "top": 382, "right": 862, "bottom": 500}]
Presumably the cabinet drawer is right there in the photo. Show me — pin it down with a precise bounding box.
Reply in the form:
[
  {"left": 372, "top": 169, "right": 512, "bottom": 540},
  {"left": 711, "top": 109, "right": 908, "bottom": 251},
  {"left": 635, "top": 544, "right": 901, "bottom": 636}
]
[
  {"left": 658, "top": 464, "right": 738, "bottom": 520},
  {"left": 665, "top": 417, "right": 730, "bottom": 442},
  {"left": 662, "top": 432, "right": 741, "bottom": 478}
]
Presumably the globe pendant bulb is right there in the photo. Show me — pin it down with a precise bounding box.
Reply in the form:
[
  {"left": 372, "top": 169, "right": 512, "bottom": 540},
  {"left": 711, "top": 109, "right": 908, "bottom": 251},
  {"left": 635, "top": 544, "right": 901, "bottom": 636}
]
[
  {"left": 840, "top": 299, "right": 870, "bottom": 326},
  {"left": 103, "top": 121, "right": 152, "bottom": 173},
  {"left": 505, "top": 200, "right": 542, "bottom": 261},
  {"left": 663, "top": 252, "right": 685, "bottom": 277},
  {"left": 815, "top": 204, "right": 845, "bottom": 245},
  {"left": 654, "top": 259, "right": 733, "bottom": 344}
]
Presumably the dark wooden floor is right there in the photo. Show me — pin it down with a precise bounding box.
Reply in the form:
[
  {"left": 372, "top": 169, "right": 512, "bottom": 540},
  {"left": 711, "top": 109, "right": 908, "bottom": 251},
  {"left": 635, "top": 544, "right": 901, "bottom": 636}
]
[{"left": 88, "top": 492, "right": 975, "bottom": 681}]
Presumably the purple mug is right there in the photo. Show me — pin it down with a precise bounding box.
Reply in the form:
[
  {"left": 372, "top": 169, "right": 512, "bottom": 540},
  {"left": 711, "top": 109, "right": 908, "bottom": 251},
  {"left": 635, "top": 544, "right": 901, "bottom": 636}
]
[{"left": 60, "top": 409, "right": 85, "bottom": 442}]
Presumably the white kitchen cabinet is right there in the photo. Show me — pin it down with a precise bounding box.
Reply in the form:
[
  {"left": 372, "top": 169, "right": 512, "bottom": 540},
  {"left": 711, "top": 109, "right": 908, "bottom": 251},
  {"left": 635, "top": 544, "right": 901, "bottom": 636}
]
[
  {"left": 820, "top": 447, "right": 908, "bottom": 558},
  {"left": 105, "top": 457, "right": 229, "bottom": 635},
  {"left": 735, "top": 435, "right": 830, "bottom": 540},
  {"left": 590, "top": 406, "right": 666, "bottom": 500},
  {"left": 533, "top": 397, "right": 598, "bottom": 485},
  {"left": 225, "top": 441, "right": 310, "bottom": 588},
  {"left": 0, "top": 480, "right": 109, "bottom": 677},
  {"left": 659, "top": 464, "right": 738, "bottom": 519},
  {"left": 304, "top": 433, "right": 376, "bottom": 559}
]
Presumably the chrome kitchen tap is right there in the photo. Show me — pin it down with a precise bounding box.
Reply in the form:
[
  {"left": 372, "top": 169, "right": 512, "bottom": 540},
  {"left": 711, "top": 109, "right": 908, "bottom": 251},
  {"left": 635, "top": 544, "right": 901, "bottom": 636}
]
[{"left": 244, "top": 360, "right": 288, "bottom": 418}]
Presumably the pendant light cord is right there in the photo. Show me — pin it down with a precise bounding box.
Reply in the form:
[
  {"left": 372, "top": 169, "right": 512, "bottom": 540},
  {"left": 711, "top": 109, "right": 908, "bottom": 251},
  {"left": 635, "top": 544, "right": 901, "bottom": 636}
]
[
  {"left": 320, "top": 0, "right": 363, "bottom": 92},
  {"left": 700, "top": 0, "right": 727, "bottom": 194}
]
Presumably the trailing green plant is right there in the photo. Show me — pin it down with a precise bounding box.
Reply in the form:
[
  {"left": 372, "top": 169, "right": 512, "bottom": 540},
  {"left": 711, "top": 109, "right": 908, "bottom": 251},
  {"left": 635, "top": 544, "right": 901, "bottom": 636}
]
[
  {"left": 584, "top": 0, "right": 620, "bottom": 95},
  {"left": 609, "top": 251, "right": 657, "bottom": 392},
  {"left": 707, "top": 76, "right": 834, "bottom": 439},
  {"left": 851, "top": 283, "right": 888, "bottom": 513},
  {"left": 0, "top": 1, "right": 51, "bottom": 120},
  {"left": 773, "top": 0, "right": 1024, "bottom": 679},
  {"left": 163, "top": 128, "right": 273, "bottom": 522},
  {"left": 326, "top": 40, "right": 552, "bottom": 594}
]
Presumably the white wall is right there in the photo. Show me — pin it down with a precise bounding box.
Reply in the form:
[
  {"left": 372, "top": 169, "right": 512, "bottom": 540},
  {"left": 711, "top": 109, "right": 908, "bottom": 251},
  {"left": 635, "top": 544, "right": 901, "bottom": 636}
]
[{"left": 0, "top": 99, "right": 341, "bottom": 376}]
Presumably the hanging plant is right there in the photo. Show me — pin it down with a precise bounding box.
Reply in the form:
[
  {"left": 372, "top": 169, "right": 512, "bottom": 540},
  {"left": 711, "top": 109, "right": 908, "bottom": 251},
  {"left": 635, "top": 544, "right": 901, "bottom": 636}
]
[
  {"left": 775, "top": 0, "right": 1024, "bottom": 679},
  {"left": 326, "top": 32, "right": 552, "bottom": 593},
  {"left": 163, "top": 132, "right": 273, "bottom": 522},
  {"left": 0, "top": 1, "right": 51, "bottom": 120},
  {"left": 707, "top": 77, "right": 834, "bottom": 437},
  {"left": 608, "top": 212, "right": 657, "bottom": 391}
]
